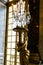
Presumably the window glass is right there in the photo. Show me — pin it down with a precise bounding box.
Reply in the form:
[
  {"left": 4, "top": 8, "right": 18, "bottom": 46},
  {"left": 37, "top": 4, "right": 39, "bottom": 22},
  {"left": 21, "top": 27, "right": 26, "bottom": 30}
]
[
  {"left": 7, "top": 55, "right": 10, "bottom": 60},
  {"left": 8, "top": 18, "right": 12, "bottom": 24},
  {"left": 9, "top": 12, "right": 12, "bottom": 18},
  {"left": 7, "top": 49, "right": 11, "bottom": 54},
  {"left": 16, "top": 63, "right": 20, "bottom": 65},
  {"left": 6, "top": 62, "right": 10, "bottom": 65},
  {"left": 8, "top": 30, "right": 12, "bottom": 36},
  {"left": 9, "top": 6, "right": 12, "bottom": 12},
  {"left": 12, "top": 42, "right": 15, "bottom": 48},
  {"left": 7, "top": 43, "right": 12, "bottom": 48}
]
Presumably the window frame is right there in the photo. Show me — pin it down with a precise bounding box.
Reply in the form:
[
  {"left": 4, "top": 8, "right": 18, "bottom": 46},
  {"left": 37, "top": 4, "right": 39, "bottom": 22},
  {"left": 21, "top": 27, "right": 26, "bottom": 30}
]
[{"left": 4, "top": 4, "right": 20, "bottom": 65}]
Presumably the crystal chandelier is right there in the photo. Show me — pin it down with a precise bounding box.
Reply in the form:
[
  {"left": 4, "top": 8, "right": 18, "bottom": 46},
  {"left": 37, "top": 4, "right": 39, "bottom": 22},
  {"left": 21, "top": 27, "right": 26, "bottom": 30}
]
[
  {"left": 12, "top": 0, "right": 31, "bottom": 28},
  {"left": 12, "top": 0, "right": 30, "bottom": 65}
]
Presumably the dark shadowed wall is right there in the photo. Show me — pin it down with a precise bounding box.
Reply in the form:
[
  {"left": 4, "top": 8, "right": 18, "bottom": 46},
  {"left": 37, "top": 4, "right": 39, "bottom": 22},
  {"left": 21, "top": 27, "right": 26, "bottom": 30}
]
[{"left": 39, "top": 0, "right": 43, "bottom": 60}]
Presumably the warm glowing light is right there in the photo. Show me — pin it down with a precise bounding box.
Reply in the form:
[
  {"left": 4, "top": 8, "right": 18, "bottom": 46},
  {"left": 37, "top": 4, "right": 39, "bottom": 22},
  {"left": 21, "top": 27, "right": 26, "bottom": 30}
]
[
  {"left": 36, "top": 25, "right": 38, "bottom": 28},
  {"left": 9, "top": 0, "right": 12, "bottom": 2}
]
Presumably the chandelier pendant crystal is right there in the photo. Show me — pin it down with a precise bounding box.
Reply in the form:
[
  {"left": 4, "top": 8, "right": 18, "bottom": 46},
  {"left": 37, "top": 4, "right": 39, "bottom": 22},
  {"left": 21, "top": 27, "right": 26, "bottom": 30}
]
[{"left": 12, "top": 0, "right": 31, "bottom": 28}]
